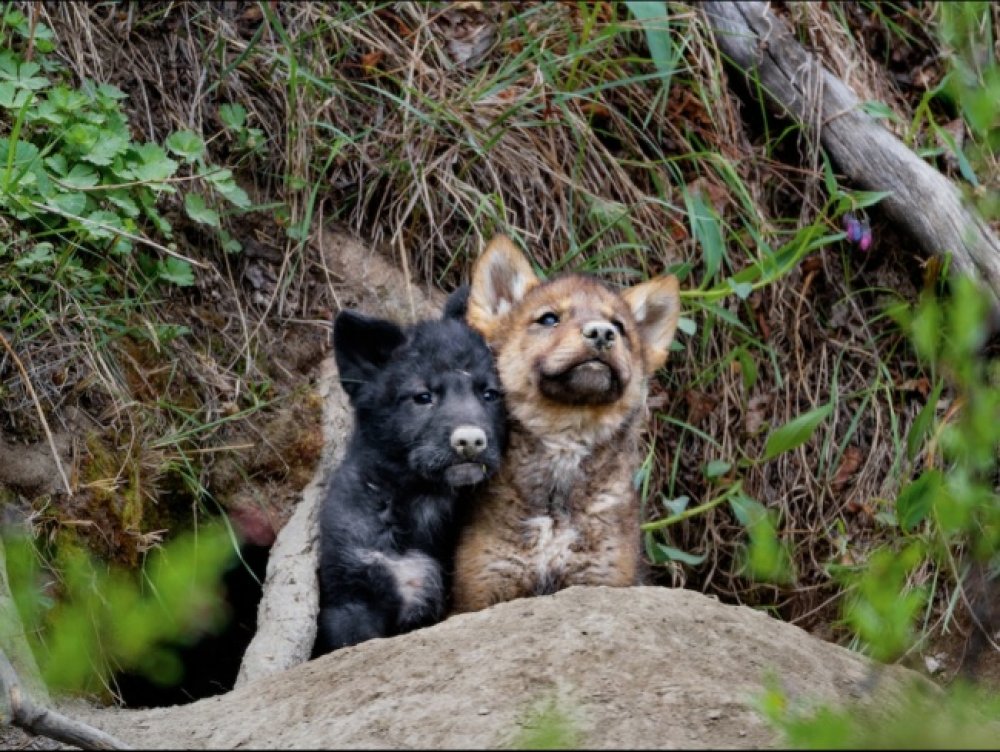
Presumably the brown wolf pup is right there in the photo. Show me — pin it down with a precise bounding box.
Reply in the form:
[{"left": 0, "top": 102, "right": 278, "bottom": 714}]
[{"left": 451, "top": 235, "right": 681, "bottom": 613}]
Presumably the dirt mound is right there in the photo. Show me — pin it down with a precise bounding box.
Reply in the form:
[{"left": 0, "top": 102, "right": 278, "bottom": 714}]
[{"left": 67, "top": 586, "right": 927, "bottom": 749}]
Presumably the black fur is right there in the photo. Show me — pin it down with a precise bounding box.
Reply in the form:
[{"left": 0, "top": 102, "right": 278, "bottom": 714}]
[{"left": 314, "top": 298, "right": 506, "bottom": 655}]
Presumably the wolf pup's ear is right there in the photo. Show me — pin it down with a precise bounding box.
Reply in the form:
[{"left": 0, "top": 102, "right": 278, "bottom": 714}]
[
  {"left": 622, "top": 275, "right": 681, "bottom": 374},
  {"left": 467, "top": 235, "right": 540, "bottom": 337},
  {"left": 443, "top": 284, "right": 471, "bottom": 320},
  {"left": 333, "top": 310, "right": 407, "bottom": 401}
]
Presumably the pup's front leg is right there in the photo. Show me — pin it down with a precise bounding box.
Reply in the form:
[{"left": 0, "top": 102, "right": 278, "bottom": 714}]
[
  {"left": 451, "top": 542, "right": 533, "bottom": 613},
  {"left": 364, "top": 550, "right": 446, "bottom": 629},
  {"left": 317, "top": 600, "right": 391, "bottom": 653}
]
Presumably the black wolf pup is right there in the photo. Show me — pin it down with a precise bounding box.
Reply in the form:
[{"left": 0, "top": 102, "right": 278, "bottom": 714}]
[{"left": 315, "top": 302, "right": 506, "bottom": 655}]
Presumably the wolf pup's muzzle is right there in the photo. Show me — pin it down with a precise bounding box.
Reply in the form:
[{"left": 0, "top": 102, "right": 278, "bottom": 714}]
[{"left": 445, "top": 424, "right": 491, "bottom": 486}]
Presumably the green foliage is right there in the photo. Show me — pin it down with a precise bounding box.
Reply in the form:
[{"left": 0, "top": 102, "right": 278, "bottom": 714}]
[
  {"left": 511, "top": 697, "right": 582, "bottom": 750},
  {"left": 759, "top": 276, "right": 1000, "bottom": 744},
  {"left": 840, "top": 545, "right": 928, "bottom": 663},
  {"left": 937, "top": 2, "right": 1000, "bottom": 147},
  {"left": 761, "top": 677, "right": 1000, "bottom": 749},
  {"left": 763, "top": 402, "right": 833, "bottom": 462},
  {"left": 219, "top": 102, "right": 265, "bottom": 156},
  {"left": 625, "top": 1, "right": 677, "bottom": 99},
  {"left": 0, "top": 6, "right": 251, "bottom": 299},
  {"left": 5, "top": 523, "right": 235, "bottom": 695},
  {"left": 730, "top": 492, "right": 795, "bottom": 585},
  {"left": 755, "top": 5, "right": 1000, "bottom": 740}
]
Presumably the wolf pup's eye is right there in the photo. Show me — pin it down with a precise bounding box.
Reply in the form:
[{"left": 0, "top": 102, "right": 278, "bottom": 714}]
[
  {"left": 412, "top": 392, "right": 434, "bottom": 405},
  {"left": 611, "top": 319, "right": 626, "bottom": 336},
  {"left": 536, "top": 312, "right": 559, "bottom": 327},
  {"left": 482, "top": 388, "right": 501, "bottom": 402}
]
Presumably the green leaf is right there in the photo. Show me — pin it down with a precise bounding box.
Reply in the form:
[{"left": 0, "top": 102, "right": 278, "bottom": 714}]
[
  {"left": 676, "top": 316, "right": 697, "bottom": 337},
  {"left": 727, "top": 278, "right": 753, "bottom": 300},
  {"left": 0, "top": 137, "right": 40, "bottom": 168},
  {"left": 95, "top": 83, "right": 128, "bottom": 102},
  {"left": 106, "top": 190, "right": 140, "bottom": 218},
  {"left": 933, "top": 122, "right": 979, "bottom": 186},
  {"left": 17, "top": 63, "right": 49, "bottom": 91},
  {"left": 157, "top": 257, "right": 195, "bottom": 286},
  {"left": 906, "top": 381, "right": 943, "bottom": 461},
  {"left": 685, "top": 189, "right": 724, "bottom": 283},
  {"left": 859, "top": 100, "right": 902, "bottom": 123},
  {"left": 763, "top": 402, "right": 833, "bottom": 461},
  {"left": 946, "top": 274, "right": 989, "bottom": 360},
  {"left": 0, "top": 51, "right": 15, "bottom": 78},
  {"left": 216, "top": 180, "right": 250, "bottom": 209},
  {"left": 139, "top": 192, "right": 173, "bottom": 236},
  {"left": 13, "top": 243, "right": 54, "bottom": 269},
  {"left": 219, "top": 103, "right": 247, "bottom": 130},
  {"left": 729, "top": 492, "right": 766, "bottom": 527},
  {"left": 131, "top": 143, "right": 179, "bottom": 183},
  {"left": 0, "top": 59, "right": 49, "bottom": 90},
  {"left": 625, "top": 1, "right": 675, "bottom": 96},
  {"left": 895, "top": 469, "right": 943, "bottom": 533},
  {"left": 821, "top": 152, "right": 838, "bottom": 197},
  {"left": 82, "top": 129, "right": 129, "bottom": 167},
  {"left": 653, "top": 542, "right": 708, "bottom": 566},
  {"left": 702, "top": 301, "right": 749, "bottom": 332},
  {"left": 705, "top": 460, "right": 731, "bottom": 479},
  {"left": 1, "top": 138, "right": 44, "bottom": 199},
  {"left": 219, "top": 230, "right": 242, "bottom": 254},
  {"left": 45, "top": 153, "right": 68, "bottom": 176},
  {"left": 48, "top": 85, "right": 87, "bottom": 112},
  {"left": 909, "top": 296, "right": 941, "bottom": 361},
  {"left": 842, "top": 544, "right": 926, "bottom": 661},
  {"left": 850, "top": 190, "right": 893, "bottom": 210},
  {"left": 661, "top": 495, "right": 690, "bottom": 517},
  {"left": 735, "top": 346, "right": 758, "bottom": 391},
  {"left": 184, "top": 192, "right": 220, "bottom": 227},
  {"left": 729, "top": 493, "right": 793, "bottom": 584},
  {"left": 0, "top": 81, "right": 31, "bottom": 108},
  {"left": 165, "top": 130, "right": 206, "bottom": 162},
  {"left": 63, "top": 163, "right": 99, "bottom": 189},
  {"left": 51, "top": 191, "right": 87, "bottom": 216},
  {"left": 30, "top": 98, "right": 63, "bottom": 125},
  {"left": 81, "top": 210, "right": 125, "bottom": 241},
  {"left": 63, "top": 123, "right": 101, "bottom": 155}
]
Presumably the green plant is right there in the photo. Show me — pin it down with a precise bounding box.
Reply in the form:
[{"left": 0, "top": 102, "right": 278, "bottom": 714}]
[
  {"left": 0, "top": 3, "right": 251, "bottom": 296},
  {"left": 511, "top": 697, "right": 582, "bottom": 750},
  {"left": 5, "top": 522, "right": 235, "bottom": 695},
  {"left": 641, "top": 179, "right": 891, "bottom": 584},
  {"left": 749, "top": 272, "right": 1000, "bottom": 746},
  {"left": 760, "top": 674, "right": 1000, "bottom": 749}
]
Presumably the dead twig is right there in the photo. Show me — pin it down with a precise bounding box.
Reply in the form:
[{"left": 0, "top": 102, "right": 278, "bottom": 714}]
[{"left": 0, "top": 649, "right": 131, "bottom": 750}]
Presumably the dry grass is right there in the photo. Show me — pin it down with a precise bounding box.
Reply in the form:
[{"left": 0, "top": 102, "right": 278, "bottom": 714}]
[{"left": 2, "top": 0, "right": 989, "bottom": 653}]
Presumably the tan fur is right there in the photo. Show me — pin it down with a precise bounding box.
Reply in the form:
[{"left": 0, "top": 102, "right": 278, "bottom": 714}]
[{"left": 452, "top": 235, "right": 680, "bottom": 612}]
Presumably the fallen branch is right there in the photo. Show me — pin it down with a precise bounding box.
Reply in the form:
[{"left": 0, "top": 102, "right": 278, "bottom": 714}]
[
  {"left": 702, "top": 1, "right": 1000, "bottom": 306},
  {"left": 0, "top": 650, "right": 130, "bottom": 749}
]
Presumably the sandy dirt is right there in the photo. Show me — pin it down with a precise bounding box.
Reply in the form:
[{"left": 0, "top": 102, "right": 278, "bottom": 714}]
[{"left": 64, "top": 585, "right": 929, "bottom": 749}]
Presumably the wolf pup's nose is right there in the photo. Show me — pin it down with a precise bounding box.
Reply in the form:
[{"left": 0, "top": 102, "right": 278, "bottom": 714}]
[
  {"left": 451, "top": 425, "right": 488, "bottom": 458},
  {"left": 582, "top": 320, "right": 616, "bottom": 351}
]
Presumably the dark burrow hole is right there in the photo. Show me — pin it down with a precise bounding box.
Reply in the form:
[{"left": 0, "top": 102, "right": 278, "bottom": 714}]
[{"left": 112, "top": 540, "right": 271, "bottom": 708}]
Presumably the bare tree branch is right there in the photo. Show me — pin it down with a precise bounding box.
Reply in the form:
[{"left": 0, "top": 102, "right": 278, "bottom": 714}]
[
  {"left": 1, "top": 649, "right": 131, "bottom": 749},
  {"left": 702, "top": 1, "right": 1000, "bottom": 305}
]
